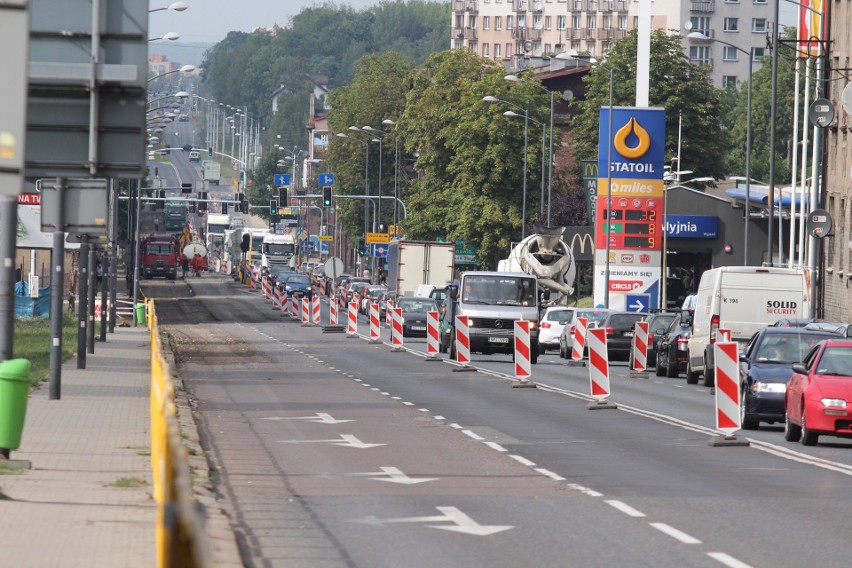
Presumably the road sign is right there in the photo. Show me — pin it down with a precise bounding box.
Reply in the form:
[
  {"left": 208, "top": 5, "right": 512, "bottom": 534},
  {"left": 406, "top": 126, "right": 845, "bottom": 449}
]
[
  {"left": 273, "top": 173, "right": 291, "bottom": 186},
  {"left": 317, "top": 235, "right": 333, "bottom": 242},
  {"left": 807, "top": 208, "right": 832, "bottom": 238},
  {"left": 625, "top": 293, "right": 650, "bottom": 314},
  {"left": 366, "top": 232, "right": 390, "bottom": 244},
  {"left": 370, "top": 244, "right": 389, "bottom": 258},
  {"left": 318, "top": 173, "right": 334, "bottom": 185}
]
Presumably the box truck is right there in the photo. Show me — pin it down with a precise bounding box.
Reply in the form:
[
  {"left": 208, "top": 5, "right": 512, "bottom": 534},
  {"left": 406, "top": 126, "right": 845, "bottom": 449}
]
[{"left": 386, "top": 240, "right": 455, "bottom": 300}]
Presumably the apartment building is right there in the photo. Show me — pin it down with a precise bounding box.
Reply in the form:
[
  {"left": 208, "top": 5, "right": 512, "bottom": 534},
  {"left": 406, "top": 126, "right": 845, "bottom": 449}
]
[{"left": 451, "top": 0, "right": 770, "bottom": 89}]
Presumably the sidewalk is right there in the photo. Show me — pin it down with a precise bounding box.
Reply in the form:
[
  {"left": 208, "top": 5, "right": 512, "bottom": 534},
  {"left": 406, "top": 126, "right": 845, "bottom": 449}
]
[{"left": 0, "top": 316, "right": 241, "bottom": 566}]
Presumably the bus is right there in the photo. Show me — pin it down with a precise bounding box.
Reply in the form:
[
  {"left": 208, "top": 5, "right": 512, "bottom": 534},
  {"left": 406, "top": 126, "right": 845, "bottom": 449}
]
[{"left": 163, "top": 199, "right": 187, "bottom": 231}]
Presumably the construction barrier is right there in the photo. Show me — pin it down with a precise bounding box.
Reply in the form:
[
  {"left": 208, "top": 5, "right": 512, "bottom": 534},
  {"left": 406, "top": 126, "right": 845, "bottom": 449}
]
[
  {"left": 514, "top": 320, "right": 532, "bottom": 380},
  {"left": 587, "top": 327, "right": 616, "bottom": 409},
  {"left": 347, "top": 301, "right": 358, "bottom": 336},
  {"left": 289, "top": 295, "right": 298, "bottom": 319},
  {"left": 385, "top": 299, "right": 394, "bottom": 327},
  {"left": 301, "top": 297, "right": 309, "bottom": 324},
  {"left": 714, "top": 342, "right": 741, "bottom": 434},
  {"left": 425, "top": 310, "right": 440, "bottom": 359},
  {"left": 717, "top": 328, "right": 732, "bottom": 342},
  {"left": 571, "top": 317, "right": 588, "bottom": 362},
  {"left": 454, "top": 315, "right": 472, "bottom": 366},
  {"left": 281, "top": 294, "right": 289, "bottom": 315},
  {"left": 369, "top": 302, "right": 381, "bottom": 342},
  {"left": 329, "top": 295, "right": 338, "bottom": 325},
  {"left": 390, "top": 307, "right": 404, "bottom": 351},
  {"left": 631, "top": 321, "right": 649, "bottom": 373},
  {"left": 311, "top": 295, "right": 321, "bottom": 325},
  {"left": 272, "top": 288, "right": 281, "bottom": 310}
]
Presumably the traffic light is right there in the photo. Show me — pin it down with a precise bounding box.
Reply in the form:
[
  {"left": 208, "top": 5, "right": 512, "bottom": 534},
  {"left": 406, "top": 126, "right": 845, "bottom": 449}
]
[
  {"left": 181, "top": 182, "right": 193, "bottom": 194},
  {"left": 208, "top": 146, "right": 213, "bottom": 157},
  {"left": 241, "top": 233, "right": 250, "bottom": 252},
  {"left": 239, "top": 193, "right": 248, "bottom": 214},
  {"left": 357, "top": 238, "right": 366, "bottom": 257},
  {"left": 269, "top": 199, "right": 278, "bottom": 215},
  {"left": 221, "top": 201, "right": 228, "bottom": 214},
  {"left": 322, "top": 186, "right": 332, "bottom": 207},
  {"left": 157, "top": 189, "right": 165, "bottom": 209},
  {"left": 199, "top": 192, "right": 208, "bottom": 211},
  {"left": 278, "top": 186, "right": 287, "bottom": 206}
]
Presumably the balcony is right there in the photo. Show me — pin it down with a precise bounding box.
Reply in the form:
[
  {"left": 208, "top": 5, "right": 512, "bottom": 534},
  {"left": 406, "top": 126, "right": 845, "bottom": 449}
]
[
  {"left": 688, "top": 28, "right": 715, "bottom": 39},
  {"left": 689, "top": 57, "right": 714, "bottom": 69},
  {"left": 531, "top": 1, "right": 544, "bottom": 12},
  {"left": 512, "top": 0, "right": 528, "bottom": 12},
  {"left": 464, "top": 27, "right": 478, "bottom": 40},
  {"left": 512, "top": 27, "right": 542, "bottom": 41},
  {"left": 690, "top": 0, "right": 715, "bottom": 12},
  {"left": 596, "top": 27, "right": 628, "bottom": 40},
  {"left": 453, "top": 0, "right": 478, "bottom": 12}
]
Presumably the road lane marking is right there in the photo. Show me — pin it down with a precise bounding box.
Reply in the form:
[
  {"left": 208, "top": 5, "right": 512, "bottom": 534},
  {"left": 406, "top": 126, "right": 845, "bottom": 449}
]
[
  {"left": 484, "top": 442, "right": 507, "bottom": 452},
  {"left": 650, "top": 522, "right": 701, "bottom": 544},
  {"left": 462, "top": 430, "right": 484, "bottom": 441},
  {"left": 707, "top": 552, "right": 754, "bottom": 568},
  {"left": 535, "top": 468, "right": 565, "bottom": 481},
  {"left": 509, "top": 454, "right": 536, "bottom": 467},
  {"left": 605, "top": 500, "right": 646, "bottom": 517}
]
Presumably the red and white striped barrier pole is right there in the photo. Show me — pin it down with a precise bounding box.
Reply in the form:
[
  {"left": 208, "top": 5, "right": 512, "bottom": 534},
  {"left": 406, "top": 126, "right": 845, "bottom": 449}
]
[
  {"left": 587, "top": 327, "right": 617, "bottom": 409},
  {"left": 716, "top": 328, "right": 731, "bottom": 342},
  {"left": 452, "top": 315, "right": 476, "bottom": 372},
  {"left": 272, "top": 288, "right": 281, "bottom": 310},
  {"left": 709, "top": 342, "right": 749, "bottom": 446},
  {"left": 289, "top": 295, "right": 298, "bottom": 319},
  {"left": 329, "top": 295, "right": 339, "bottom": 326},
  {"left": 311, "top": 295, "right": 321, "bottom": 325},
  {"left": 568, "top": 317, "right": 588, "bottom": 367},
  {"left": 385, "top": 299, "right": 394, "bottom": 327},
  {"left": 281, "top": 293, "right": 290, "bottom": 316},
  {"left": 369, "top": 301, "right": 381, "bottom": 343},
  {"left": 300, "top": 297, "right": 310, "bottom": 325},
  {"left": 425, "top": 310, "right": 440, "bottom": 361},
  {"left": 512, "top": 320, "right": 536, "bottom": 387},
  {"left": 390, "top": 307, "right": 404, "bottom": 351},
  {"left": 346, "top": 301, "right": 358, "bottom": 337},
  {"left": 630, "top": 321, "right": 649, "bottom": 378}
]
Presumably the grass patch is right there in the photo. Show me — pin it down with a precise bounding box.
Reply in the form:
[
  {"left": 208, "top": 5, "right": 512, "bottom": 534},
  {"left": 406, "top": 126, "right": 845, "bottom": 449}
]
[
  {"left": 13, "top": 314, "right": 79, "bottom": 388},
  {"left": 109, "top": 476, "right": 147, "bottom": 488}
]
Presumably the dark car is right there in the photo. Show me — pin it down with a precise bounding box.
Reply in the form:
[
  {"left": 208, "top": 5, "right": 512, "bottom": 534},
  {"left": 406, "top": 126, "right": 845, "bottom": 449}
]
[
  {"left": 771, "top": 318, "right": 813, "bottom": 328},
  {"left": 396, "top": 297, "right": 439, "bottom": 337},
  {"left": 601, "top": 312, "right": 646, "bottom": 361},
  {"left": 283, "top": 274, "right": 312, "bottom": 302},
  {"left": 739, "top": 327, "right": 841, "bottom": 429},
  {"left": 181, "top": 143, "right": 193, "bottom": 152},
  {"left": 656, "top": 310, "right": 694, "bottom": 378},
  {"left": 430, "top": 286, "right": 450, "bottom": 311},
  {"left": 642, "top": 311, "right": 678, "bottom": 367}
]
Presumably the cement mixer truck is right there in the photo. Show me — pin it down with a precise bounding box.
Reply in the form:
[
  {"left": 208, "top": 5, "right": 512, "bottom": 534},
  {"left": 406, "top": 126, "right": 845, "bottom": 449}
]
[{"left": 497, "top": 225, "right": 576, "bottom": 306}]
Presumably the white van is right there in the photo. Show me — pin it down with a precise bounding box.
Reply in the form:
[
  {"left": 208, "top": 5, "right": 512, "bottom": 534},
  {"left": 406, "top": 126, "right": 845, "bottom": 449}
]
[{"left": 686, "top": 266, "right": 811, "bottom": 386}]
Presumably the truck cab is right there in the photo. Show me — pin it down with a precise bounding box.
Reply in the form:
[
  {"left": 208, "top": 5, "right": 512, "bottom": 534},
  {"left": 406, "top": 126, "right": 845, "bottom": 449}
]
[{"left": 439, "top": 271, "right": 541, "bottom": 363}]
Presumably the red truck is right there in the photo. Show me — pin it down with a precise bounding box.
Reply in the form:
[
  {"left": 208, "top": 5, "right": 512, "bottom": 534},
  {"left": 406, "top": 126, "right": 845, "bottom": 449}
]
[{"left": 140, "top": 233, "right": 179, "bottom": 280}]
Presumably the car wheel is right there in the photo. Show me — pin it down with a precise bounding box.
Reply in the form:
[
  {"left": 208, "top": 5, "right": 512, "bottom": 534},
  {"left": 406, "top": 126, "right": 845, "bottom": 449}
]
[
  {"left": 801, "top": 408, "right": 819, "bottom": 446},
  {"left": 784, "top": 411, "right": 802, "bottom": 442},
  {"left": 740, "top": 388, "right": 759, "bottom": 430},
  {"left": 531, "top": 344, "right": 539, "bottom": 365},
  {"left": 702, "top": 357, "right": 715, "bottom": 387},
  {"left": 538, "top": 343, "right": 547, "bottom": 356},
  {"left": 686, "top": 360, "right": 700, "bottom": 385},
  {"left": 559, "top": 342, "right": 566, "bottom": 359},
  {"left": 655, "top": 350, "right": 666, "bottom": 376},
  {"left": 449, "top": 331, "right": 457, "bottom": 361},
  {"left": 665, "top": 353, "right": 679, "bottom": 378}
]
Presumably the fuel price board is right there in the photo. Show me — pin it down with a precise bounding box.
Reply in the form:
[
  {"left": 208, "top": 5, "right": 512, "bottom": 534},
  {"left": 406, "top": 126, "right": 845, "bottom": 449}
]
[{"left": 595, "top": 197, "right": 663, "bottom": 251}]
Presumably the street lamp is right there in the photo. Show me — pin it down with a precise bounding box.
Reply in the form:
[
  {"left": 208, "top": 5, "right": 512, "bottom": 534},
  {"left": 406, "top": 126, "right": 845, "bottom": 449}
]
[
  {"left": 363, "top": 125, "right": 390, "bottom": 234},
  {"left": 483, "top": 95, "right": 530, "bottom": 239},
  {"left": 149, "top": 2, "right": 188, "bottom": 12},
  {"left": 689, "top": 31, "right": 754, "bottom": 266},
  {"left": 505, "top": 74, "right": 554, "bottom": 225},
  {"left": 336, "top": 132, "right": 370, "bottom": 239},
  {"left": 505, "top": 111, "right": 546, "bottom": 221},
  {"left": 148, "top": 32, "right": 180, "bottom": 42},
  {"left": 382, "top": 119, "right": 401, "bottom": 229}
]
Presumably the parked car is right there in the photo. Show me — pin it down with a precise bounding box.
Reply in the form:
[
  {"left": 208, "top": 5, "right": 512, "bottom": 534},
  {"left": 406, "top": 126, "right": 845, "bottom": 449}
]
[
  {"left": 643, "top": 310, "right": 678, "bottom": 368},
  {"left": 348, "top": 281, "right": 372, "bottom": 311},
  {"left": 558, "top": 308, "right": 612, "bottom": 359},
  {"left": 804, "top": 321, "right": 852, "bottom": 338},
  {"left": 538, "top": 307, "right": 576, "bottom": 354},
  {"left": 655, "top": 310, "right": 694, "bottom": 378},
  {"left": 430, "top": 285, "right": 451, "bottom": 311},
  {"left": 739, "top": 327, "right": 841, "bottom": 429},
  {"left": 785, "top": 339, "right": 852, "bottom": 445},
  {"left": 282, "top": 273, "right": 312, "bottom": 302},
  {"left": 396, "top": 297, "right": 439, "bottom": 337},
  {"left": 600, "top": 312, "right": 646, "bottom": 361},
  {"left": 771, "top": 318, "right": 813, "bottom": 328},
  {"left": 362, "top": 286, "right": 388, "bottom": 316}
]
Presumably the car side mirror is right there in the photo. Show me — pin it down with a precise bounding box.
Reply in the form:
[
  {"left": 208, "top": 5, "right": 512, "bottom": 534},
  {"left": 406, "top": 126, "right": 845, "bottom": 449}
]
[
  {"left": 792, "top": 363, "right": 807, "bottom": 374},
  {"left": 655, "top": 328, "right": 666, "bottom": 335},
  {"left": 739, "top": 353, "right": 748, "bottom": 363}
]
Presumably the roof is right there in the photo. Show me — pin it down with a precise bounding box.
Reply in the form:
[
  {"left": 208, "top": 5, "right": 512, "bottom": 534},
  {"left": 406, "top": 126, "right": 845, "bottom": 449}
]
[{"left": 724, "top": 186, "right": 809, "bottom": 207}]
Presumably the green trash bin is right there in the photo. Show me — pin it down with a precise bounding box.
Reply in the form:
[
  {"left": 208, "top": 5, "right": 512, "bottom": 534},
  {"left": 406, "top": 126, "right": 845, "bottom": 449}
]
[
  {"left": 0, "top": 359, "right": 32, "bottom": 450},
  {"left": 135, "top": 302, "right": 146, "bottom": 325}
]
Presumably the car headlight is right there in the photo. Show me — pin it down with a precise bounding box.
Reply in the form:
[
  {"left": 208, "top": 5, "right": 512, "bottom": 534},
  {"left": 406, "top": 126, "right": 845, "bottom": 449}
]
[
  {"left": 821, "top": 398, "right": 847, "bottom": 408},
  {"left": 751, "top": 382, "right": 787, "bottom": 393}
]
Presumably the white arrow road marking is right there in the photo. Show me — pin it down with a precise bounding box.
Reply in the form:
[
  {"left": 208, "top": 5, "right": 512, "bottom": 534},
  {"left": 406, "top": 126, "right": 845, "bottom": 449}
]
[
  {"left": 278, "top": 434, "right": 385, "bottom": 449},
  {"left": 354, "top": 506, "right": 513, "bottom": 536},
  {"left": 339, "top": 467, "right": 437, "bottom": 485},
  {"left": 262, "top": 413, "right": 353, "bottom": 424}
]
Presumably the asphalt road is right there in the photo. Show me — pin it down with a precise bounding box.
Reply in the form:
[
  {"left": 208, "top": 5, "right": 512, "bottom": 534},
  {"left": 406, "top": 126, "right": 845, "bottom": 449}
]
[{"left": 146, "top": 274, "right": 852, "bottom": 568}]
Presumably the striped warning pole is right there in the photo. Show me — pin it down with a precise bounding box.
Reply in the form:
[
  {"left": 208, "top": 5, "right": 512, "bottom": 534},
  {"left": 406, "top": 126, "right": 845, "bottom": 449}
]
[
  {"left": 272, "top": 287, "right": 281, "bottom": 310},
  {"left": 281, "top": 293, "right": 290, "bottom": 316},
  {"left": 300, "top": 297, "right": 310, "bottom": 325},
  {"left": 329, "top": 295, "right": 339, "bottom": 325},
  {"left": 630, "top": 321, "right": 649, "bottom": 378},
  {"left": 452, "top": 315, "right": 476, "bottom": 372},
  {"left": 425, "top": 310, "right": 440, "bottom": 361},
  {"left": 289, "top": 295, "right": 299, "bottom": 319},
  {"left": 709, "top": 342, "right": 750, "bottom": 446},
  {"left": 311, "top": 295, "right": 321, "bottom": 325},
  {"left": 587, "top": 328, "right": 617, "bottom": 409},
  {"left": 385, "top": 299, "right": 394, "bottom": 327},
  {"left": 717, "top": 328, "right": 732, "bottom": 342},
  {"left": 390, "top": 307, "right": 404, "bottom": 352},
  {"left": 568, "top": 317, "right": 588, "bottom": 367},
  {"left": 369, "top": 301, "right": 381, "bottom": 343},
  {"left": 512, "top": 320, "right": 536, "bottom": 388},
  {"left": 346, "top": 301, "right": 358, "bottom": 337}
]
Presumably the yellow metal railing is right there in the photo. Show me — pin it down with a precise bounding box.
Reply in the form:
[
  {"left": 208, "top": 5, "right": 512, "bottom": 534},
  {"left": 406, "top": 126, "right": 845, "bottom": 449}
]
[{"left": 148, "top": 299, "right": 213, "bottom": 568}]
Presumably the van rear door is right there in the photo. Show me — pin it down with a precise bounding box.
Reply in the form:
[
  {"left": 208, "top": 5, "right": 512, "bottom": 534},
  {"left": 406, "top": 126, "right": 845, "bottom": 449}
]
[{"left": 718, "top": 271, "right": 808, "bottom": 340}]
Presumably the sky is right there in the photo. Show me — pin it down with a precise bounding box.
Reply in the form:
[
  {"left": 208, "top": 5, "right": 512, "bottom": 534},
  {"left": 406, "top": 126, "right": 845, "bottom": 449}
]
[{"left": 150, "top": 0, "right": 384, "bottom": 45}]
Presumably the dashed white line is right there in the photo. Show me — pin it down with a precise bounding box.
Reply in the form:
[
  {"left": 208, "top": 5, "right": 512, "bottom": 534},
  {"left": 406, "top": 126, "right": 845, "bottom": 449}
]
[
  {"left": 450, "top": 423, "right": 463, "bottom": 429},
  {"left": 462, "top": 430, "right": 484, "bottom": 441},
  {"left": 391, "top": 396, "right": 401, "bottom": 400},
  {"left": 650, "top": 522, "right": 701, "bottom": 544},
  {"left": 484, "top": 442, "right": 507, "bottom": 452},
  {"left": 509, "top": 454, "right": 536, "bottom": 467},
  {"left": 707, "top": 552, "right": 753, "bottom": 568},
  {"left": 434, "top": 416, "right": 445, "bottom": 420},
  {"left": 417, "top": 408, "right": 429, "bottom": 412},
  {"left": 605, "top": 500, "right": 646, "bottom": 518},
  {"left": 535, "top": 468, "right": 565, "bottom": 481},
  {"left": 566, "top": 483, "right": 603, "bottom": 497},
  {"left": 402, "top": 401, "right": 414, "bottom": 406}
]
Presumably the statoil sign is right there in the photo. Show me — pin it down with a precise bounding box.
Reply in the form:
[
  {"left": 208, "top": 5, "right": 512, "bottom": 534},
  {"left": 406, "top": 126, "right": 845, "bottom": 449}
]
[{"left": 594, "top": 107, "right": 666, "bottom": 310}]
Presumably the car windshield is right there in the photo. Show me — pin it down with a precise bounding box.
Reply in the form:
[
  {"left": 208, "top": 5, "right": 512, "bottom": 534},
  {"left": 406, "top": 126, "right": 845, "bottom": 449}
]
[
  {"left": 577, "top": 310, "right": 609, "bottom": 326},
  {"left": 399, "top": 299, "right": 438, "bottom": 313},
  {"left": 815, "top": 346, "right": 852, "bottom": 375},
  {"left": 650, "top": 314, "right": 677, "bottom": 333},
  {"left": 547, "top": 310, "right": 573, "bottom": 324},
  {"left": 755, "top": 334, "right": 833, "bottom": 364},
  {"left": 286, "top": 275, "right": 310, "bottom": 285},
  {"left": 461, "top": 275, "right": 536, "bottom": 306}
]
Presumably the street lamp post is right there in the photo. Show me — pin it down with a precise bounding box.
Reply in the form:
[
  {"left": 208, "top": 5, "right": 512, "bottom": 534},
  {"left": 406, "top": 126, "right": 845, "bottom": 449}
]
[
  {"left": 505, "top": 111, "right": 546, "bottom": 220},
  {"left": 336, "top": 132, "right": 370, "bottom": 239},
  {"left": 688, "top": 32, "right": 754, "bottom": 266},
  {"left": 483, "top": 96, "right": 531, "bottom": 239},
  {"left": 363, "top": 125, "right": 390, "bottom": 234},
  {"left": 381, "top": 120, "right": 401, "bottom": 230},
  {"left": 505, "top": 74, "right": 555, "bottom": 225}
]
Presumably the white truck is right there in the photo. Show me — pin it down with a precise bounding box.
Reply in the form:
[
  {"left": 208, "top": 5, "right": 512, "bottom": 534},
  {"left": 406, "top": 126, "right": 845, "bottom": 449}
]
[
  {"left": 497, "top": 225, "right": 576, "bottom": 306},
  {"left": 686, "top": 266, "right": 812, "bottom": 386},
  {"left": 386, "top": 240, "right": 455, "bottom": 300},
  {"left": 203, "top": 161, "right": 221, "bottom": 185},
  {"left": 261, "top": 232, "right": 297, "bottom": 272},
  {"left": 205, "top": 213, "right": 230, "bottom": 254}
]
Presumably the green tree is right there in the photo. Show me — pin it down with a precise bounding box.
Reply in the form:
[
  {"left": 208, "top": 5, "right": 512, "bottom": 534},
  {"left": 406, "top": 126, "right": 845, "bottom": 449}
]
[{"left": 570, "top": 29, "right": 729, "bottom": 181}]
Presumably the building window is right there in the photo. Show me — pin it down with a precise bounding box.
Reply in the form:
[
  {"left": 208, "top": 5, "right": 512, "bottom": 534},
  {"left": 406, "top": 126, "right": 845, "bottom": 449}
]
[
  {"left": 723, "top": 46, "right": 738, "bottom": 61},
  {"left": 495, "top": 43, "right": 502, "bottom": 58},
  {"left": 469, "top": 41, "right": 478, "bottom": 52},
  {"left": 618, "top": 15, "right": 627, "bottom": 29},
  {"left": 533, "top": 15, "right": 542, "bottom": 29},
  {"left": 496, "top": 16, "right": 502, "bottom": 30},
  {"left": 603, "top": 15, "right": 612, "bottom": 28},
  {"left": 506, "top": 43, "right": 513, "bottom": 58},
  {"left": 572, "top": 15, "right": 581, "bottom": 28},
  {"left": 454, "top": 40, "right": 464, "bottom": 49},
  {"left": 455, "top": 15, "right": 464, "bottom": 28},
  {"left": 587, "top": 15, "right": 597, "bottom": 29},
  {"left": 508, "top": 15, "right": 514, "bottom": 29},
  {"left": 483, "top": 43, "right": 490, "bottom": 57},
  {"left": 544, "top": 43, "right": 552, "bottom": 54},
  {"left": 725, "top": 0, "right": 739, "bottom": 3},
  {"left": 689, "top": 45, "right": 711, "bottom": 63},
  {"left": 518, "top": 15, "right": 526, "bottom": 28},
  {"left": 752, "top": 18, "right": 766, "bottom": 33},
  {"left": 689, "top": 16, "right": 710, "bottom": 34},
  {"left": 722, "top": 75, "right": 738, "bottom": 89},
  {"left": 557, "top": 15, "right": 567, "bottom": 29},
  {"left": 545, "top": 15, "right": 552, "bottom": 29},
  {"left": 753, "top": 0, "right": 767, "bottom": 4},
  {"left": 753, "top": 47, "right": 765, "bottom": 59},
  {"left": 469, "top": 15, "right": 477, "bottom": 28},
  {"left": 483, "top": 16, "right": 490, "bottom": 30},
  {"left": 724, "top": 18, "right": 739, "bottom": 32}
]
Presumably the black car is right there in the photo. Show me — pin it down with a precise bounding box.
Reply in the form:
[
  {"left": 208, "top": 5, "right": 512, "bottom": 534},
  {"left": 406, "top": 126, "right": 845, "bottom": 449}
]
[
  {"left": 396, "top": 297, "right": 439, "bottom": 337},
  {"left": 600, "top": 312, "right": 646, "bottom": 361},
  {"left": 643, "top": 311, "right": 678, "bottom": 367},
  {"left": 656, "top": 310, "right": 694, "bottom": 378},
  {"left": 739, "top": 327, "right": 841, "bottom": 429}
]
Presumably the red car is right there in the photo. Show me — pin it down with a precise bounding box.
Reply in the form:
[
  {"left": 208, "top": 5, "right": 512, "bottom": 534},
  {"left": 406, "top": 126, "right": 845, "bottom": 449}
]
[{"left": 784, "top": 339, "right": 852, "bottom": 446}]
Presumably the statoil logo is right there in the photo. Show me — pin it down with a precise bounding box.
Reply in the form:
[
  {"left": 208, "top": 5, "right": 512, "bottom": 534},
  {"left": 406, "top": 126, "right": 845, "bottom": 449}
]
[{"left": 614, "top": 117, "right": 651, "bottom": 160}]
